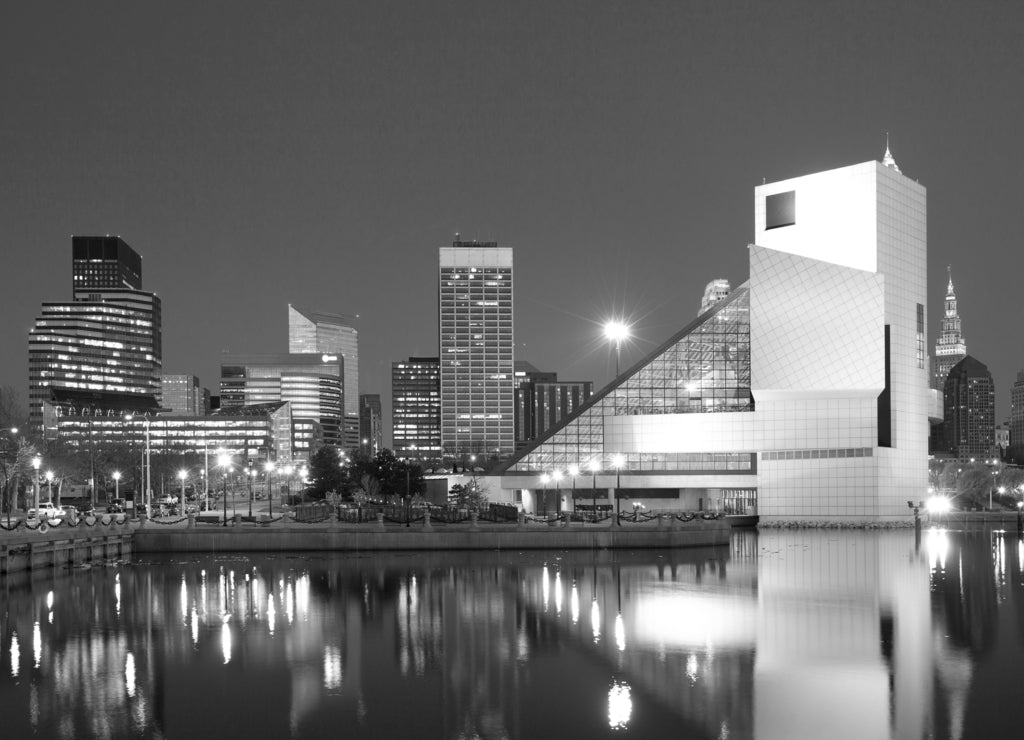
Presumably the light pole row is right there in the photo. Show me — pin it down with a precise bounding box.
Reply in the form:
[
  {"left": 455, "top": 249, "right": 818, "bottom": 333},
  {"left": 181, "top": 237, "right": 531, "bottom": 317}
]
[{"left": 538, "top": 454, "right": 626, "bottom": 524}]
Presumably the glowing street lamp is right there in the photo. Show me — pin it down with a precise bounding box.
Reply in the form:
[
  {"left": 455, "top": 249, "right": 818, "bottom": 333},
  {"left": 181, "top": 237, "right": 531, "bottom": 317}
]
[
  {"left": 611, "top": 454, "right": 625, "bottom": 526},
  {"left": 113, "top": 471, "right": 121, "bottom": 502},
  {"left": 217, "top": 452, "right": 232, "bottom": 527},
  {"left": 32, "top": 455, "right": 41, "bottom": 518},
  {"left": 178, "top": 469, "right": 188, "bottom": 512},
  {"left": 540, "top": 473, "right": 551, "bottom": 516},
  {"left": 603, "top": 321, "right": 630, "bottom": 377},
  {"left": 552, "top": 470, "right": 564, "bottom": 515},
  {"left": 45, "top": 470, "right": 55, "bottom": 506},
  {"left": 567, "top": 464, "right": 579, "bottom": 515},
  {"left": 264, "top": 460, "right": 276, "bottom": 517}
]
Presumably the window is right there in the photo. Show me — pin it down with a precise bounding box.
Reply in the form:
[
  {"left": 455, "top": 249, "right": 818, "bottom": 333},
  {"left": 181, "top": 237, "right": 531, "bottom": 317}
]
[{"left": 765, "top": 191, "right": 796, "bottom": 229}]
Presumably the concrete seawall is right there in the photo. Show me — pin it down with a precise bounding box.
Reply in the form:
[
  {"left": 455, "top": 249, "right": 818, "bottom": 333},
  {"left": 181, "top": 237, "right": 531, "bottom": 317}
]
[
  {"left": 134, "top": 520, "right": 731, "bottom": 554},
  {"left": 1, "top": 523, "right": 136, "bottom": 574}
]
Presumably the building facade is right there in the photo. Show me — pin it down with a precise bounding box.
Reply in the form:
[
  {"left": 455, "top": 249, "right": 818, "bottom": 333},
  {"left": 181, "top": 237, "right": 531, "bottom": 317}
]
[
  {"left": 497, "top": 155, "right": 929, "bottom": 521},
  {"left": 161, "top": 374, "right": 205, "bottom": 416},
  {"left": 358, "top": 393, "right": 383, "bottom": 456},
  {"left": 220, "top": 353, "right": 341, "bottom": 454},
  {"left": 30, "top": 238, "right": 161, "bottom": 433},
  {"left": 392, "top": 357, "right": 441, "bottom": 461},
  {"left": 939, "top": 355, "right": 995, "bottom": 461},
  {"left": 288, "top": 305, "right": 359, "bottom": 447},
  {"left": 514, "top": 362, "right": 592, "bottom": 450},
  {"left": 1010, "top": 371, "right": 1024, "bottom": 448},
  {"left": 932, "top": 267, "right": 967, "bottom": 390},
  {"left": 699, "top": 279, "right": 732, "bottom": 316},
  {"left": 439, "top": 240, "right": 514, "bottom": 460}
]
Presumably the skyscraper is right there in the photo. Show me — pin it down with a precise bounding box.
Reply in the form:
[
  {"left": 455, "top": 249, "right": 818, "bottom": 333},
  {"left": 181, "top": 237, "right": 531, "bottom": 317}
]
[
  {"left": 1009, "top": 371, "right": 1024, "bottom": 448},
  {"left": 439, "top": 240, "right": 514, "bottom": 460},
  {"left": 940, "top": 355, "right": 995, "bottom": 460},
  {"left": 161, "top": 374, "right": 205, "bottom": 416},
  {"left": 358, "top": 393, "right": 383, "bottom": 456},
  {"left": 30, "top": 237, "right": 161, "bottom": 432},
  {"left": 933, "top": 267, "right": 967, "bottom": 390},
  {"left": 699, "top": 279, "right": 732, "bottom": 315},
  {"left": 288, "top": 305, "right": 359, "bottom": 448},
  {"left": 514, "top": 362, "right": 592, "bottom": 449},
  {"left": 392, "top": 357, "right": 441, "bottom": 461}
]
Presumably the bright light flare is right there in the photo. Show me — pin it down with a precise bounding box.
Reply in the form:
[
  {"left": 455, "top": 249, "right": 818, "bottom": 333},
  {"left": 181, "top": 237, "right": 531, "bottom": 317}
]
[
  {"left": 603, "top": 321, "right": 630, "bottom": 342},
  {"left": 926, "top": 496, "right": 952, "bottom": 514}
]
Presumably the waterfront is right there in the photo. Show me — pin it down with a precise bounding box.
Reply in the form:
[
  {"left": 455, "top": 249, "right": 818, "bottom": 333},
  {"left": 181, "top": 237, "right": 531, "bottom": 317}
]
[{"left": 1, "top": 527, "right": 1022, "bottom": 739}]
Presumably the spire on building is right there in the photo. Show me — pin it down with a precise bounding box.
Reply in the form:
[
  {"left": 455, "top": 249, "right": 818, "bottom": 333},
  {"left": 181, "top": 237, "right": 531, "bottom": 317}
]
[
  {"left": 932, "top": 264, "right": 967, "bottom": 390},
  {"left": 882, "top": 133, "right": 901, "bottom": 173},
  {"left": 946, "top": 264, "right": 954, "bottom": 295}
]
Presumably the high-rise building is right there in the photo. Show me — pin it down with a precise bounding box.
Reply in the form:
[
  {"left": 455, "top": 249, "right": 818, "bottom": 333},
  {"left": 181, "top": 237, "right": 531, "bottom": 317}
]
[
  {"left": 288, "top": 305, "right": 359, "bottom": 448},
  {"left": 497, "top": 151, "right": 929, "bottom": 521},
  {"left": 1011, "top": 371, "right": 1024, "bottom": 448},
  {"left": 439, "top": 240, "right": 514, "bottom": 460},
  {"left": 161, "top": 374, "right": 205, "bottom": 416},
  {"left": 699, "top": 279, "right": 732, "bottom": 316},
  {"left": 514, "top": 362, "right": 592, "bottom": 449},
  {"left": 933, "top": 267, "right": 967, "bottom": 390},
  {"left": 939, "top": 355, "right": 995, "bottom": 460},
  {"left": 392, "top": 357, "right": 441, "bottom": 460},
  {"left": 30, "top": 237, "right": 161, "bottom": 433},
  {"left": 71, "top": 235, "right": 142, "bottom": 297},
  {"left": 220, "top": 353, "right": 342, "bottom": 454},
  {"left": 358, "top": 394, "right": 383, "bottom": 456}
]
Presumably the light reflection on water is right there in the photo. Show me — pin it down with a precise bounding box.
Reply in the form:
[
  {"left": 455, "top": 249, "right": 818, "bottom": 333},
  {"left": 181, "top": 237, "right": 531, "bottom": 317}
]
[{"left": 2, "top": 528, "right": 1024, "bottom": 738}]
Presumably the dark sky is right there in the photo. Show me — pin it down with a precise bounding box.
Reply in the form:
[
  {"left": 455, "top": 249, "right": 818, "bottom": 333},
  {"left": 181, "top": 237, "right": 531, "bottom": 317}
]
[{"left": 3, "top": 1, "right": 1023, "bottom": 441}]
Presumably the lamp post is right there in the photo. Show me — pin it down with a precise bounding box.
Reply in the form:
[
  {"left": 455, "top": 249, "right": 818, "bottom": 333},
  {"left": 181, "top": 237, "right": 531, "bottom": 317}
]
[
  {"left": 32, "top": 455, "right": 41, "bottom": 518},
  {"left": 540, "top": 473, "right": 550, "bottom": 516},
  {"left": 611, "top": 454, "right": 625, "bottom": 526},
  {"left": 264, "top": 461, "right": 275, "bottom": 517},
  {"left": 125, "top": 413, "right": 152, "bottom": 518},
  {"left": 589, "top": 459, "right": 601, "bottom": 521},
  {"left": 178, "top": 469, "right": 188, "bottom": 514},
  {"left": 568, "top": 464, "right": 579, "bottom": 516},
  {"left": 1, "top": 427, "right": 17, "bottom": 523},
  {"left": 218, "top": 452, "right": 231, "bottom": 527},
  {"left": 247, "top": 460, "right": 254, "bottom": 518},
  {"left": 45, "top": 470, "right": 54, "bottom": 505},
  {"left": 552, "top": 470, "right": 564, "bottom": 516},
  {"left": 113, "top": 471, "right": 121, "bottom": 504},
  {"left": 603, "top": 321, "right": 630, "bottom": 378},
  {"left": 282, "top": 464, "right": 294, "bottom": 504}
]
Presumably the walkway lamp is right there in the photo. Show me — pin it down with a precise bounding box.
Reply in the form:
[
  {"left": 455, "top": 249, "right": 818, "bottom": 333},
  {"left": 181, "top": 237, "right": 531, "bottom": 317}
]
[
  {"left": 217, "top": 452, "right": 232, "bottom": 527},
  {"left": 178, "top": 469, "right": 188, "bottom": 513},
  {"left": 567, "top": 464, "right": 579, "bottom": 516},
  {"left": 540, "top": 473, "right": 550, "bottom": 516},
  {"left": 603, "top": 321, "right": 630, "bottom": 378},
  {"left": 113, "top": 471, "right": 121, "bottom": 503},
  {"left": 45, "top": 470, "right": 54, "bottom": 505},
  {"left": 32, "top": 455, "right": 41, "bottom": 518},
  {"left": 611, "top": 454, "right": 625, "bottom": 526},
  {"left": 588, "top": 459, "right": 600, "bottom": 521},
  {"left": 552, "top": 470, "right": 564, "bottom": 515},
  {"left": 264, "top": 461, "right": 276, "bottom": 517}
]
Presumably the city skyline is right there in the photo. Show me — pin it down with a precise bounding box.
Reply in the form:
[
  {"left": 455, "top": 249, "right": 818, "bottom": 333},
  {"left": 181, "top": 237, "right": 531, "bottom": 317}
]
[{"left": 3, "top": 2, "right": 1024, "bottom": 442}]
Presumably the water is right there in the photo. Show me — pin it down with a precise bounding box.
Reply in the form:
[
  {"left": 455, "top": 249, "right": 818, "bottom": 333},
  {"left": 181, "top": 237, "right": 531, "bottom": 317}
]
[{"left": 0, "top": 527, "right": 1021, "bottom": 739}]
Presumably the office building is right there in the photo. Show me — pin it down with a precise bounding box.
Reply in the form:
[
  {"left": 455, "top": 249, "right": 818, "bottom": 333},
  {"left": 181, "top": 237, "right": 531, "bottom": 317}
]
[
  {"left": 30, "top": 237, "right": 161, "bottom": 433},
  {"left": 939, "top": 355, "right": 995, "bottom": 461},
  {"left": 358, "top": 394, "right": 383, "bottom": 456},
  {"left": 439, "top": 240, "right": 514, "bottom": 460},
  {"left": 1010, "top": 371, "right": 1024, "bottom": 447},
  {"left": 932, "top": 267, "right": 967, "bottom": 390},
  {"left": 392, "top": 357, "right": 441, "bottom": 460},
  {"left": 496, "top": 152, "right": 929, "bottom": 521},
  {"left": 71, "top": 235, "right": 142, "bottom": 297},
  {"left": 161, "top": 374, "right": 205, "bottom": 416},
  {"left": 288, "top": 305, "right": 359, "bottom": 448},
  {"left": 699, "top": 279, "right": 732, "bottom": 315},
  {"left": 220, "top": 353, "right": 341, "bottom": 453},
  {"left": 514, "top": 362, "right": 592, "bottom": 449}
]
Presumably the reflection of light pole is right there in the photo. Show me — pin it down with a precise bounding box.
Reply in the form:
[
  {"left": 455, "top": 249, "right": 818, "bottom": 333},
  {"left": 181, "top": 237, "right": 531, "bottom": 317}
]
[
  {"left": 603, "top": 321, "right": 630, "bottom": 378},
  {"left": 32, "top": 456, "right": 41, "bottom": 517},
  {"left": 611, "top": 454, "right": 625, "bottom": 526}
]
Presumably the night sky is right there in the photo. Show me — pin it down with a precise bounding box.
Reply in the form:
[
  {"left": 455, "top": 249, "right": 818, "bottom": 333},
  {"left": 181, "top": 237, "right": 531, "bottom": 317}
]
[{"left": 3, "top": 1, "right": 1023, "bottom": 442}]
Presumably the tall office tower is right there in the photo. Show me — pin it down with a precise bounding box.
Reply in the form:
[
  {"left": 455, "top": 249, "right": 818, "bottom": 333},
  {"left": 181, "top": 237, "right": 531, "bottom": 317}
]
[
  {"left": 392, "top": 357, "right": 441, "bottom": 460},
  {"left": 220, "top": 353, "right": 342, "bottom": 454},
  {"left": 940, "top": 355, "right": 995, "bottom": 460},
  {"left": 514, "top": 362, "right": 592, "bottom": 449},
  {"left": 358, "top": 394, "right": 383, "bottom": 456},
  {"left": 439, "top": 240, "right": 514, "bottom": 460},
  {"left": 30, "top": 237, "right": 161, "bottom": 432},
  {"left": 161, "top": 374, "right": 204, "bottom": 416},
  {"left": 1011, "top": 371, "right": 1024, "bottom": 447},
  {"left": 699, "top": 279, "right": 732, "bottom": 316},
  {"left": 288, "top": 305, "right": 359, "bottom": 448},
  {"left": 933, "top": 267, "right": 967, "bottom": 390},
  {"left": 71, "top": 235, "right": 142, "bottom": 297}
]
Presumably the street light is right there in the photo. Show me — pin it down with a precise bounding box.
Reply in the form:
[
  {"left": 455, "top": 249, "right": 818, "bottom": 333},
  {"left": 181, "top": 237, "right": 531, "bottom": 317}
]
[
  {"left": 611, "top": 454, "right": 625, "bottom": 526},
  {"left": 552, "top": 470, "right": 564, "bottom": 515},
  {"left": 588, "top": 459, "right": 601, "bottom": 521},
  {"left": 178, "top": 469, "right": 188, "bottom": 513},
  {"left": 113, "top": 471, "right": 121, "bottom": 503},
  {"left": 125, "top": 413, "right": 152, "bottom": 518},
  {"left": 31, "top": 455, "right": 41, "bottom": 518},
  {"left": 45, "top": 470, "right": 54, "bottom": 506},
  {"left": 217, "top": 452, "right": 232, "bottom": 527},
  {"left": 603, "top": 321, "right": 630, "bottom": 377},
  {"left": 568, "top": 464, "right": 579, "bottom": 516},
  {"left": 264, "top": 460, "right": 276, "bottom": 517},
  {"left": 540, "top": 473, "right": 550, "bottom": 516}
]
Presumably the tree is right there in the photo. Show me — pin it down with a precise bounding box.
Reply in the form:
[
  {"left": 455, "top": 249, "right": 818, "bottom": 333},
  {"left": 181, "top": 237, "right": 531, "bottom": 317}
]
[
  {"left": 307, "top": 446, "right": 346, "bottom": 499},
  {"left": 346, "top": 449, "right": 424, "bottom": 500},
  {"left": 450, "top": 477, "right": 489, "bottom": 510}
]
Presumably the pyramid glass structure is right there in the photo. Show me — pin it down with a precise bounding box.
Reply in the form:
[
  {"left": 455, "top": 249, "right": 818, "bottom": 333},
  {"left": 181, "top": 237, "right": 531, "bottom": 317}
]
[{"left": 504, "top": 284, "right": 752, "bottom": 474}]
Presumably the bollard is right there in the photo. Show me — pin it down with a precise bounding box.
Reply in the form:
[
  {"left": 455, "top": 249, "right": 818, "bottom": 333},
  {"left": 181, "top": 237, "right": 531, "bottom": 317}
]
[
  {"left": 469, "top": 511, "right": 480, "bottom": 531},
  {"left": 423, "top": 510, "right": 432, "bottom": 530},
  {"left": 517, "top": 511, "right": 526, "bottom": 528},
  {"left": 234, "top": 513, "right": 242, "bottom": 526},
  {"left": 187, "top": 514, "right": 196, "bottom": 529},
  {"left": 376, "top": 511, "right": 386, "bottom": 532}
]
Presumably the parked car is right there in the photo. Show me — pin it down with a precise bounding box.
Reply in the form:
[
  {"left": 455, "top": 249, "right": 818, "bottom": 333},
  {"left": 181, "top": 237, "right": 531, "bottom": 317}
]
[
  {"left": 27, "top": 501, "right": 62, "bottom": 520},
  {"left": 107, "top": 498, "right": 126, "bottom": 513},
  {"left": 78, "top": 502, "right": 96, "bottom": 516},
  {"left": 60, "top": 505, "right": 79, "bottom": 520}
]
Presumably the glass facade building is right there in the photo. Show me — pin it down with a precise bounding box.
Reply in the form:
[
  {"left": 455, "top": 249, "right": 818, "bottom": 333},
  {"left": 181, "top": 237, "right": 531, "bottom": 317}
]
[
  {"left": 392, "top": 357, "right": 441, "bottom": 460},
  {"left": 932, "top": 267, "right": 967, "bottom": 390},
  {"left": 939, "top": 355, "right": 995, "bottom": 461},
  {"left": 71, "top": 236, "right": 142, "bottom": 298},
  {"left": 161, "top": 374, "right": 204, "bottom": 416},
  {"left": 358, "top": 394, "right": 383, "bottom": 456},
  {"left": 288, "top": 305, "right": 359, "bottom": 447},
  {"left": 439, "top": 241, "right": 514, "bottom": 460},
  {"left": 514, "top": 365, "right": 593, "bottom": 450}
]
